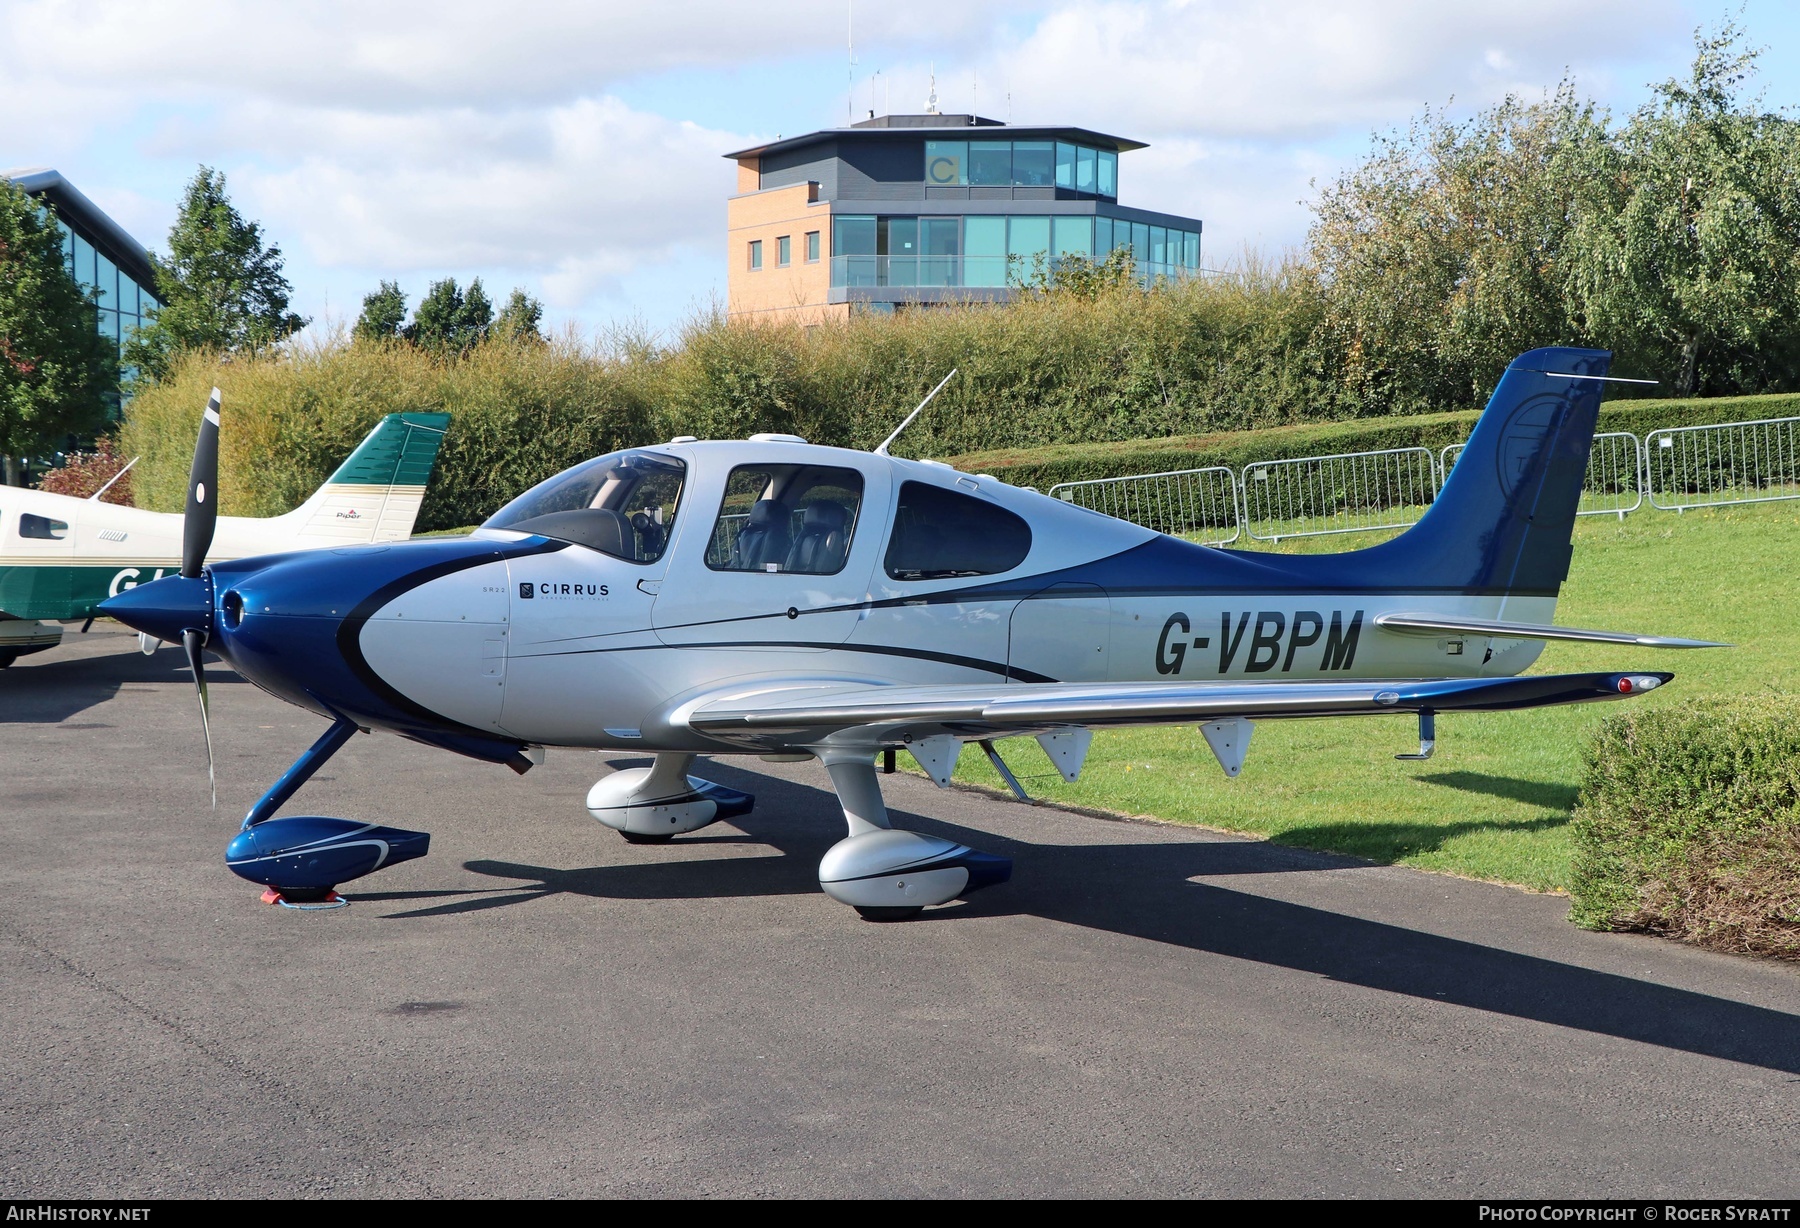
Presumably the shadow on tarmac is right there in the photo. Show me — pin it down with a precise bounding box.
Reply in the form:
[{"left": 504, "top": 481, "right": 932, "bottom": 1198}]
[
  {"left": 361, "top": 756, "right": 1800, "bottom": 1079},
  {"left": 0, "top": 636, "right": 242, "bottom": 724}
]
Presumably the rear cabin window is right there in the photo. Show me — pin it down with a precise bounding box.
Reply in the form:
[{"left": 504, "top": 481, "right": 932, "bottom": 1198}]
[
  {"left": 884, "top": 481, "right": 1031, "bottom": 580},
  {"left": 706, "top": 464, "right": 865, "bottom": 576}
]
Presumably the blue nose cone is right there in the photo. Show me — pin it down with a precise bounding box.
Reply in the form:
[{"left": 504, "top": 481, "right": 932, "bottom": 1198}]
[{"left": 99, "top": 573, "right": 212, "bottom": 643}]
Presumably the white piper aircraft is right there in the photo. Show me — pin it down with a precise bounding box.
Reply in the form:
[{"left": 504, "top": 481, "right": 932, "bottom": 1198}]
[
  {"left": 0, "top": 409, "right": 450, "bottom": 665},
  {"left": 101, "top": 348, "right": 1720, "bottom": 918}
]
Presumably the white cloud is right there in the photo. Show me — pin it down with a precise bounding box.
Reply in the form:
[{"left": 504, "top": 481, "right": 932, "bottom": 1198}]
[
  {"left": 0, "top": 0, "right": 1037, "bottom": 111},
  {"left": 990, "top": 0, "right": 1685, "bottom": 141},
  {"left": 0, "top": 0, "right": 1715, "bottom": 327},
  {"left": 238, "top": 97, "right": 740, "bottom": 306}
]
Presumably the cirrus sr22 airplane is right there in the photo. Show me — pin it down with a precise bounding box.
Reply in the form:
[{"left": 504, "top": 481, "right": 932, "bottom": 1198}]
[{"left": 101, "top": 348, "right": 1718, "bottom": 919}]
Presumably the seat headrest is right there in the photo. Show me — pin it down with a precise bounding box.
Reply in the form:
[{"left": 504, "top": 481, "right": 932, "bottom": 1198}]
[
  {"left": 801, "top": 501, "right": 847, "bottom": 531},
  {"left": 746, "top": 500, "right": 789, "bottom": 528}
]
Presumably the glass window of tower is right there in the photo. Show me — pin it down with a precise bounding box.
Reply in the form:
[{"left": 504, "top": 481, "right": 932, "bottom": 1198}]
[
  {"left": 924, "top": 141, "right": 966, "bottom": 186},
  {"left": 1076, "top": 146, "right": 1097, "bottom": 193},
  {"left": 964, "top": 216, "right": 1007, "bottom": 287},
  {"left": 969, "top": 141, "right": 1012, "bottom": 186},
  {"left": 1012, "top": 142, "right": 1053, "bottom": 186},
  {"left": 1053, "top": 216, "right": 1092, "bottom": 259}
]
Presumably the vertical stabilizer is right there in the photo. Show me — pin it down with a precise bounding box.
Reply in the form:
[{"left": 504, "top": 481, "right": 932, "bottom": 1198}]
[
  {"left": 285, "top": 413, "right": 451, "bottom": 544},
  {"left": 1351, "top": 347, "right": 1612, "bottom": 596}
]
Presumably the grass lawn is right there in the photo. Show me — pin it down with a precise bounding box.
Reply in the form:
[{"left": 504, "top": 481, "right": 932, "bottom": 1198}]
[{"left": 951, "top": 501, "right": 1800, "bottom": 892}]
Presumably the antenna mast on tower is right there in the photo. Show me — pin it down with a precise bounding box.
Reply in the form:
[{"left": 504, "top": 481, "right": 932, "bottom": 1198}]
[{"left": 847, "top": 1, "right": 856, "bottom": 124}]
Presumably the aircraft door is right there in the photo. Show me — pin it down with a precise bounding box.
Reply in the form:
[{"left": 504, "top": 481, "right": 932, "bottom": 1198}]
[
  {"left": 1009, "top": 582, "right": 1111, "bottom": 683},
  {"left": 651, "top": 457, "right": 888, "bottom": 651}
]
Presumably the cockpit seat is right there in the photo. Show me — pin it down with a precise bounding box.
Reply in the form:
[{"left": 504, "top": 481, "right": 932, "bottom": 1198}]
[
  {"left": 784, "top": 501, "right": 850, "bottom": 574},
  {"left": 732, "top": 500, "right": 793, "bottom": 570}
]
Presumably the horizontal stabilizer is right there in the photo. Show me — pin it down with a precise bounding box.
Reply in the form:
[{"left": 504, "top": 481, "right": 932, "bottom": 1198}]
[{"left": 1374, "top": 613, "right": 1727, "bottom": 649}]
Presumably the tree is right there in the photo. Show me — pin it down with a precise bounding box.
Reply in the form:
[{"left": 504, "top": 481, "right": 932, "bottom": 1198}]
[
  {"left": 354, "top": 281, "right": 407, "bottom": 342},
  {"left": 1308, "top": 87, "right": 1608, "bottom": 413},
  {"left": 494, "top": 288, "right": 544, "bottom": 342},
  {"left": 1565, "top": 22, "right": 1800, "bottom": 396},
  {"left": 405, "top": 277, "right": 492, "bottom": 352},
  {"left": 0, "top": 182, "right": 117, "bottom": 484},
  {"left": 125, "top": 166, "right": 307, "bottom": 382},
  {"left": 1015, "top": 247, "right": 1139, "bottom": 300}
]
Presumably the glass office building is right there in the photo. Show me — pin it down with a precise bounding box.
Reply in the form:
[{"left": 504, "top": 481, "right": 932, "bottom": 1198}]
[
  {"left": 725, "top": 114, "right": 1203, "bottom": 321},
  {"left": 6, "top": 168, "right": 160, "bottom": 409}
]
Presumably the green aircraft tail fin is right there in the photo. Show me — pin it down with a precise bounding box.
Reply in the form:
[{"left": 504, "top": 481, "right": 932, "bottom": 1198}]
[
  {"left": 324, "top": 412, "right": 452, "bottom": 488},
  {"left": 291, "top": 413, "right": 451, "bottom": 543}
]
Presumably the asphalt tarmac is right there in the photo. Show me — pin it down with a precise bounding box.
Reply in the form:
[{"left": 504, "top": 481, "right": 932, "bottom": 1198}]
[{"left": 2, "top": 625, "right": 1797, "bottom": 1199}]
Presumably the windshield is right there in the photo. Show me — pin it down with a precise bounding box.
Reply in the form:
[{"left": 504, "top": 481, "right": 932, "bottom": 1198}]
[{"left": 483, "top": 449, "right": 686, "bottom": 564}]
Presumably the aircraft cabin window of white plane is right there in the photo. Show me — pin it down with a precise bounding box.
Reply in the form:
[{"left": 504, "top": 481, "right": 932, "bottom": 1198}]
[
  {"left": 481, "top": 449, "right": 685, "bottom": 564},
  {"left": 706, "top": 464, "right": 865, "bottom": 575},
  {"left": 884, "top": 482, "right": 1031, "bottom": 580},
  {"left": 19, "top": 514, "right": 69, "bottom": 541}
]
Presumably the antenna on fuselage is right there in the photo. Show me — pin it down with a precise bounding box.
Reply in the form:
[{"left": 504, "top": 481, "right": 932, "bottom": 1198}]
[{"left": 873, "top": 368, "right": 957, "bottom": 457}]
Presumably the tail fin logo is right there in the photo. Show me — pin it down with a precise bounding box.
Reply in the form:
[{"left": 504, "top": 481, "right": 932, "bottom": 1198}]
[{"left": 1497, "top": 394, "right": 1566, "bottom": 497}]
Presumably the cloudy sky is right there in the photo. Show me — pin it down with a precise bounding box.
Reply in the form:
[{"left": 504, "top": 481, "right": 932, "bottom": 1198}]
[{"left": 5, "top": 0, "right": 1798, "bottom": 337}]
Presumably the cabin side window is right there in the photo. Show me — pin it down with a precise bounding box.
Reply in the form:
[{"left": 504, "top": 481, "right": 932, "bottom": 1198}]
[
  {"left": 19, "top": 514, "right": 69, "bottom": 541},
  {"left": 883, "top": 482, "right": 1031, "bottom": 580},
  {"left": 706, "top": 464, "right": 866, "bottom": 576}
]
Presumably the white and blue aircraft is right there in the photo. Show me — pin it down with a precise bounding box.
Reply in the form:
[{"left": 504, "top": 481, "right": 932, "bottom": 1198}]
[{"left": 101, "top": 347, "right": 1717, "bottom": 919}]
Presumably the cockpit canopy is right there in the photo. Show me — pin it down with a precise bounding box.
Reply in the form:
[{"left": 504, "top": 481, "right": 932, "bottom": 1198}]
[
  {"left": 483, "top": 449, "right": 685, "bottom": 564},
  {"left": 484, "top": 444, "right": 1038, "bottom": 580}
]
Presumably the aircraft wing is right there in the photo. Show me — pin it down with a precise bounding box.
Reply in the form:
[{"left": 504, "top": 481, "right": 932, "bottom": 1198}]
[{"left": 683, "top": 670, "right": 1672, "bottom": 749}]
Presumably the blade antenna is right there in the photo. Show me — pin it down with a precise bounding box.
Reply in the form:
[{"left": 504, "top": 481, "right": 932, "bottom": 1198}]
[
  {"left": 183, "top": 628, "right": 216, "bottom": 809},
  {"left": 87, "top": 455, "right": 138, "bottom": 501},
  {"left": 874, "top": 369, "right": 956, "bottom": 456}
]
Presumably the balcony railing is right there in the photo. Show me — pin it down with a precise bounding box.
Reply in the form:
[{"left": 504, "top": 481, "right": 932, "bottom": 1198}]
[{"left": 829, "top": 254, "right": 1195, "bottom": 291}]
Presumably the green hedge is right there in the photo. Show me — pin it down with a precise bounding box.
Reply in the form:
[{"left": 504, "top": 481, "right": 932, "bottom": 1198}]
[
  {"left": 119, "top": 309, "right": 1800, "bottom": 530},
  {"left": 1570, "top": 697, "right": 1800, "bottom": 959},
  {"left": 122, "top": 339, "right": 658, "bottom": 531},
  {"left": 945, "top": 392, "right": 1800, "bottom": 489}
]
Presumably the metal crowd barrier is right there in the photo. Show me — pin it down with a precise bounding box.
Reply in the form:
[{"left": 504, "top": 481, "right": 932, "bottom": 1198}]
[
  {"left": 1241, "top": 447, "right": 1439, "bottom": 543},
  {"left": 1645, "top": 417, "right": 1800, "bottom": 512},
  {"left": 1442, "top": 431, "right": 1645, "bottom": 520},
  {"left": 1047, "top": 466, "right": 1241, "bottom": 546},
  {"left": 1030, "top": 413, "right": 1800, "bottom": 543}
]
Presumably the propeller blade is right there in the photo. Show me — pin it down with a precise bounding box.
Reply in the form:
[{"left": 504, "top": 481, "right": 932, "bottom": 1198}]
[
  {"left": 182, "top": 627, "right": 216, "bottom": 809},
  {"left": 181, "top": 388, "right": 222, "bottom": 579}
]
